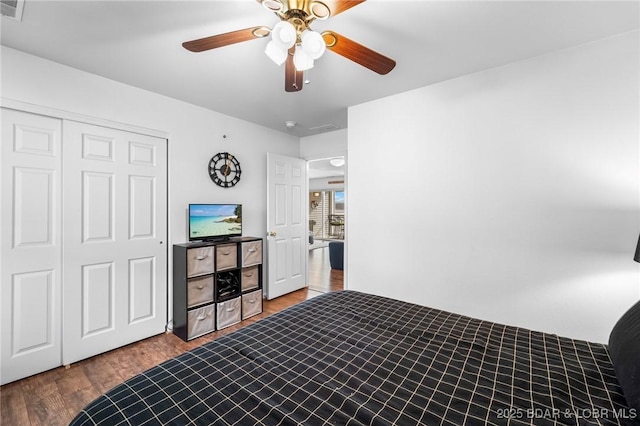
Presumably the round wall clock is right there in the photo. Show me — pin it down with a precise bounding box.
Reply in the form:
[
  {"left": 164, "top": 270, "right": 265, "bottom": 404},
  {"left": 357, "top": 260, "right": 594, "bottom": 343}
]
[{"left": 208, "top": 152, "right": 241, "bottom": 188}]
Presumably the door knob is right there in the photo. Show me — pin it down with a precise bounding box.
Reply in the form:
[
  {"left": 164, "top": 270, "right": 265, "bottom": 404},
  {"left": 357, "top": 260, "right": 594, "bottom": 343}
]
[{"left": 268, "top": 231, "right": 277, "bottom": 237}]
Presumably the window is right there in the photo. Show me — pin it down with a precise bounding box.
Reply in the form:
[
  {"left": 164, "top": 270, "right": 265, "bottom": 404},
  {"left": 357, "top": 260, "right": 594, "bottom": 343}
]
[{"left": 309, "top": 190, "right": 344, "bottom": 240}]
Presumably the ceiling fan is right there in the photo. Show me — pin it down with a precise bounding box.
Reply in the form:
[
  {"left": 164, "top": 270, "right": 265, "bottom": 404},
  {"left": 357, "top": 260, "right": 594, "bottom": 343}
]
[{"left": 182, "top": 0, "right": 396, "bottom": 92}]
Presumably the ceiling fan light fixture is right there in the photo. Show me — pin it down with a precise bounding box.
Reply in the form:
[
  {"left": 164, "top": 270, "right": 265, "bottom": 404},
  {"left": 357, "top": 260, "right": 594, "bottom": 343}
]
[
  {"left": 271, "top": 21, "right": 296, "bottom": 49},
  {"left": 293, "top": 47, "right": 314, "bottom": 71},
  {"left": 329, "top": 158, "right": 345, "bottom": 167},
  {"left": 261, "top": 0, "right": 284, "bottom": 12},
  {"left": 300, "top": 30, "right": 326, "bottom": 59},
  {"left": 265, "top": 40, "right": 287, "bottom": 65}
]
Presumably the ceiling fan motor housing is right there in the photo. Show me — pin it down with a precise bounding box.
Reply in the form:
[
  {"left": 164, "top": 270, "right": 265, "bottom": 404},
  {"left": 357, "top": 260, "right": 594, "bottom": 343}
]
[{"left": 263, "top": 0, "right": 332, "bottom": 23}]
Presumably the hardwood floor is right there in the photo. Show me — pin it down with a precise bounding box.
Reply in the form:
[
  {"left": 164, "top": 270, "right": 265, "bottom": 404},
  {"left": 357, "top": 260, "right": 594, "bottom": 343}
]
[
  {"left": 0, "top": 248, "right": 343, "bottom": 425},
  {"left": 308, "top": 245, "right": 344, "bottom": 293}
]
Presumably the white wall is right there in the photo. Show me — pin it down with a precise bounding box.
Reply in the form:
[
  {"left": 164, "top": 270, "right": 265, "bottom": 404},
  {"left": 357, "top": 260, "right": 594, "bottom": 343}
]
[
  {"left": 300, "top": 129, "right": 347, "bottom": 160},
  {"left": 347, "top": 31, "right": 640, "bottom": 343},
  {"left": 1, "top": 46, "right": 300, "bottom": 323}
]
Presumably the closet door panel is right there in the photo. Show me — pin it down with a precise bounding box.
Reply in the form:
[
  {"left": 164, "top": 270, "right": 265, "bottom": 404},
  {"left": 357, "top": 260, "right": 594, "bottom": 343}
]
[
  {"left": 129, "top": 256, "right": 155, "bottom": 323},
  {"left": 82, "top": 171, "right": 114, "bottom": 242},
  {"left": 62, "top": 120, "right": 167, "bottom": 365},
  {"left": 81, "top": 262, "right": 115, "bottom": 336},
  {"left": 1, "top": 109, "right": 62, "bottom": 385}
]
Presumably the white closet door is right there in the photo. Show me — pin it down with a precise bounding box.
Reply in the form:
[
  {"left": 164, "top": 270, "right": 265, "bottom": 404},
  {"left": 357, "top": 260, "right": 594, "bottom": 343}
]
[
  {"left": 1, "top": 109, "right": 63, "bottom": 385},
  {"left": 62, "top": 121, "right": 167, "bottom": 365}
]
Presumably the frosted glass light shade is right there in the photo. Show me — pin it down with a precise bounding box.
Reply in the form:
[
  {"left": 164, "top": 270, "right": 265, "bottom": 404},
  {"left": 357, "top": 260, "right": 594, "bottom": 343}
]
[
  {"left": 271, "top": 21, "right": 296, "bottom": 49},
  {"left": 300, "top": 30, "right": 326, "bottom": 59},
  {"left": 329, "top": 158, "right": 345, "bottom": 167},
  {"left": 265, "top": 41, "right": 287, "bottom": 65},
  {"left": 293, "top": 47, "right": 314, "bottom": 71}
]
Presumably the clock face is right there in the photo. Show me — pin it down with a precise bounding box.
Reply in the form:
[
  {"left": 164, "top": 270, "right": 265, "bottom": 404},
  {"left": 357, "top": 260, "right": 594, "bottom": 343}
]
[{"left": 208, "top": 152, "right": 241, "bottom": 188}]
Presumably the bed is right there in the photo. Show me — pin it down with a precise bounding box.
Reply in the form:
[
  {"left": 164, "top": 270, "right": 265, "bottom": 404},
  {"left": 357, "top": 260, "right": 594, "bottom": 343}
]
[{"left": 70, "top": 290, "right": 640, "bottom": 425}]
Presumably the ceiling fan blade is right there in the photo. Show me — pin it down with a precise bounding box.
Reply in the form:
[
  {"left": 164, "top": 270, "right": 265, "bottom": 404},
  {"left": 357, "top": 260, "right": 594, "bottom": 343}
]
[
  {"left": 285, "top": 47, "right": 303, "bottom": 92},
  {"left": 322, "top": 31, "right": 396, "bottom": 75},
  {"left": 321, "top": 0, "right": 366, "bottom": 17},
  {"left": 182, "top": 26, "right": 270, "bottom": 52}
]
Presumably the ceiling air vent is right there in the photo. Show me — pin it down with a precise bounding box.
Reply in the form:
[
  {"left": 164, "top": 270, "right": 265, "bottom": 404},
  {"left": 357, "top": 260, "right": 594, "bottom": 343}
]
[
  {"left": 1, "top": 0, "right": 25, "bottom": 21},
  {"left": 308, "top": 123, "right": 338, "bottom": 133}
]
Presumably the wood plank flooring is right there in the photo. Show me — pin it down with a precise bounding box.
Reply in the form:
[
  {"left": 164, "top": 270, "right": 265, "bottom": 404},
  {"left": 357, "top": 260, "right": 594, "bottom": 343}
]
[
  {"left": 308, "top": 243, "right": 344, "bottom": 293},
  {"left": 0, "top": 247, "right": 343, "bottom": 426}
]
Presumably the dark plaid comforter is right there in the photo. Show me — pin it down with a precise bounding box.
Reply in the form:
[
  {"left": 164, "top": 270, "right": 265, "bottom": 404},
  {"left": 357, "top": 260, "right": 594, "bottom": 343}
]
[{"left": 70, "top": 290, "right": 638, "bottom": 425}]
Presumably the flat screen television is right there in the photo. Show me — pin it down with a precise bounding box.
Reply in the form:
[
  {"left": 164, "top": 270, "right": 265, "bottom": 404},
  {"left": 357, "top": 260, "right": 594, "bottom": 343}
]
[{"left": 188, "top": 204, "right": 242, "bottom": 241}]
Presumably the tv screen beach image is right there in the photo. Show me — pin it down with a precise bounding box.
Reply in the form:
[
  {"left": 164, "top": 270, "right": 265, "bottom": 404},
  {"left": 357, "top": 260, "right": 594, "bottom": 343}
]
[{"left": 189, "top": 204, "right": 241, "bottom": 238}]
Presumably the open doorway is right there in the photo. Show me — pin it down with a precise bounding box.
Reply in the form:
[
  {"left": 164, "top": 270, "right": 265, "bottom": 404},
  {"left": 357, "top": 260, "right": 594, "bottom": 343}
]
[{"left": 307, "top": 157, "right": 345, "bottom": 293}]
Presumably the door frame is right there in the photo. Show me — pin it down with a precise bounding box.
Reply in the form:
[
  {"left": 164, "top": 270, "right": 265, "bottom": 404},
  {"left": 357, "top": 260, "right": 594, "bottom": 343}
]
[{"left": 306, "top": 154, "right": 347, "bottom": 288}]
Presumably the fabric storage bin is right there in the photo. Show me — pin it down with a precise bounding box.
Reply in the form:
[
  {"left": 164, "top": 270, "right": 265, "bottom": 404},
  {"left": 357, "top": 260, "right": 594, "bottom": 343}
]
[
  {"left": 187, "top": 275, "right": 214, "bottom": 308},
  {"left": 216, "top": 243, "right": 237, "bottom": 270},
  {"left": 242, "top": 240, "right": 262, "bottom": 266},
  {"left": 187, "top": 305, "right": 215, "bottom": 340},
  {"left": 241, "top": 266, "right": 260, "bottom": 291},
  {"left": 242, "top": 289, "right": 263, "bottom": 320},
  {"left": 186, "top": 247, "right": 215, "bottom": 277},
  {"left": 217, "top": 297, "right": 241, "bottom": 329}
]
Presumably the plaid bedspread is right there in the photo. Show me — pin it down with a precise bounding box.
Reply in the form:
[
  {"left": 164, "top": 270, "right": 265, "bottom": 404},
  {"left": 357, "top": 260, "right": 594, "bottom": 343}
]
[{"left": 70, "top": 290, "right": 638, "bottom": 425}]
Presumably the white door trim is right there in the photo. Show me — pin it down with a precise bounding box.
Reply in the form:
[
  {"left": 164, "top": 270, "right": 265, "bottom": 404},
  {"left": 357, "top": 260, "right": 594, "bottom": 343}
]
[{"left": 1, "top": 97, "right": 169, "bottom": 139}]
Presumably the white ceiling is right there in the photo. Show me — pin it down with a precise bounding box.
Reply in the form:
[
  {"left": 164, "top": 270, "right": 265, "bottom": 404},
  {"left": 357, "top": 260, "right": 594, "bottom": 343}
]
[
  {"left": 308, "top": 156, "right": 345, "bottom": 179},
  {"left": 1, "top": 1, "right": 638, "bottom": 137}
]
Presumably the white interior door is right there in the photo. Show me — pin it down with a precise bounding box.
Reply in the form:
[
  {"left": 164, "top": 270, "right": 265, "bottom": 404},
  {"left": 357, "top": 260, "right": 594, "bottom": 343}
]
[
  {"left": 1, "top": 109, "right": 63, "bottom": 385},
  {"left": 62, "top": 121, "right": 167, "bottom": 365},
  {"left": 266, "top": 153, "right": 307, "bottom": 299}
]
